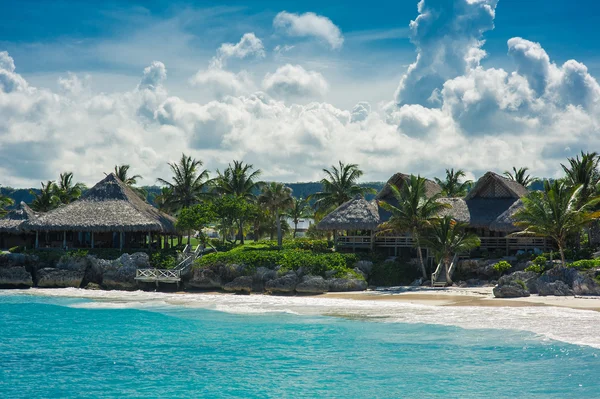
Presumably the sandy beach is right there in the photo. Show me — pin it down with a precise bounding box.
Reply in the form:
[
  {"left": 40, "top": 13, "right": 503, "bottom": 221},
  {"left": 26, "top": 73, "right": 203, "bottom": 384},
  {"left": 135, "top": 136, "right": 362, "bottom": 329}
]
[{"left": 325, "top": 287, "right": 600, "bottom": 311}]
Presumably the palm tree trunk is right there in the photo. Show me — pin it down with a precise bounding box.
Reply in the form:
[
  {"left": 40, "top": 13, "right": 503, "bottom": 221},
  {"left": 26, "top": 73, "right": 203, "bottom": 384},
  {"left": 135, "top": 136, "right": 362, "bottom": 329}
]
[
  {"left": 277, "top": 214, "right": 282, "bottom": 247},
  {"left": 558, "top": 242, "right": 566, "bottom": 268},
  {"left": 444, "top": 255, "right": 452, "bottom": 285},
  {"left": 239, "top": 219, "right": 244, "bottom": 245},
  {"left": 414, "top": 232, "right": 427, "bottom": 279}
]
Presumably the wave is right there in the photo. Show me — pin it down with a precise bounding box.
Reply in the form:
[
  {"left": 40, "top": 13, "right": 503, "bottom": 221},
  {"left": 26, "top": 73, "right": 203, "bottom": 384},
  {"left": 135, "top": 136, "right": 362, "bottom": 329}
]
[{"left": 3, "top": 288, "right": 600, "bottom": 349}]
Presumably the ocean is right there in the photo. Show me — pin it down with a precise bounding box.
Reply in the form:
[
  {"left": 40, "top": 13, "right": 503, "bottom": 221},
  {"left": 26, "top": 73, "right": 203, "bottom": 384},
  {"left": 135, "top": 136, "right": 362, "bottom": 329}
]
[{"left": 1, "top": 290, "right": 599, "bottom": 398}]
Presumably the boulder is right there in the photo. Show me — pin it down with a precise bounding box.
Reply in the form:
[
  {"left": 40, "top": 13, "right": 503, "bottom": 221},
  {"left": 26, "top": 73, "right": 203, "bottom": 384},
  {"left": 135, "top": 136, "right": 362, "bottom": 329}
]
[
  {"left": 84, "top": 282, "right": 101, "bottom": 290},
  {"left": 327, "top": 277, "right": 368, "bottom": 292},
  {"left": 223, "top": 276, "right": 253, "bottom": 293},
  {"left": 455, "top": 280, "right": 468, "bottom": 288},
  {"left": 265, "top": 272, "right": 298, "bottom": 294},
  {"left": 252, "top": 267, "right": 277, "bottom": 292},
  {"left": 37, "top": 268, "right": 84, "bottom": 288},
  {"left": 410, "top": 278, "right": 423, "bottom": 287},
  {"left": 537, "top": 280, "right": 574, "bottom": 296},
  {"left": 493, "top": 283, "right": 530, "bottom": 298},
  {"left": 296, "top": 275, "right": 329, "bottom": 294},
  {"left": 101, "top": 253, "right": 149, "bottom": 290},
  {"left": 185, "top": 267, "right": 222, "bottom": 290},
  {"left": 498, "top": 271, "right": 539, "bottom": 294},
  {"left": 57, "top": 256, "right": 89, "bottom": 273},
  {"left": 537, "top": 266, "right": 600, "bottom": 296},
  {"left": 0, "top": 253, "right": 37, "bottom": 268},
  {"left": 353, "top": 267, "right": 367, "bottom": 280},
  {"left": 354, "top": 261, "right": 373, "bottom": 276},
  {"left": 0, "top": 266, "right": 33, "bottom": 288}
]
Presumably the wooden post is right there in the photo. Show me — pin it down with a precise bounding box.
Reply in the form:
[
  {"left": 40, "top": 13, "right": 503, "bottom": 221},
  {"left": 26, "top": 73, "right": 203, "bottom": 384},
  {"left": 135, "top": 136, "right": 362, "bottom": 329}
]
[
  {"left": 91, "top": 232, "right": 94, "bottom": 249},
  {"left": 35, "top": 232, "right": 39, "bottom": 249},
  {"left": 119, "top": 232, "right": 124, "bottom": 251},
  {"left": 63, "top": 231, "right": 67, "bottom": 250}
]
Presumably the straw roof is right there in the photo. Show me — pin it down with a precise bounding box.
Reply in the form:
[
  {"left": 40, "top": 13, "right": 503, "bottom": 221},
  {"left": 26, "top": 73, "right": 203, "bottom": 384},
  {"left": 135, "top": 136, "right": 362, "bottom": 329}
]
[
  {"left": 437, "top": 198, "right": 470, "bottom": 223},
  {"left": 489, "top": 199, "right": 524, "bottom": 232},
  {"left": 377, "top": 173, "right": 442, "bottom": 200},
  {"left": 25, "top": 174, "right": 177, "bottom": 233},
  {"left": 317, "top": 195, "right": 380, "bottom": 230},
  {"left": 465, "top": 171, "right": 528, "bottom": 200},
  {"left": 0, "top": 202, "right": 40, "bottom": 234}
]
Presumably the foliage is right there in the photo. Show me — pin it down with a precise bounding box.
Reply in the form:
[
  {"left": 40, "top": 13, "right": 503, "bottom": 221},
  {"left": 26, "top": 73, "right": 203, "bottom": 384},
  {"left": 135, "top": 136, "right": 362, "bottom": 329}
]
[
  {"left": 62, "top": 249, "right": 90, "bottom": 259},
  {"left": 176, "top": 203, "right": 216, "bottom": 235},
  {"left": 56, "top": 172, "right": 86, "bottom": 204},
  {"left": 150, "top": 251, "right": 178, "bottom": 269},
  {"left": 213, "top": 160, "right": 262, "bottom": 200},
  {"left": 504, "top": 167, "right": 535, "bottom": 187},
  {"left": 378, "top": 174, "right": 450, "bottom": 278},
  {"left": 0, "top": 186, "right": 15, "bottom": 217},
  {"left": 567, "top": 259, "right": 600, "bottom": 270},
  {"left": 561, "top": 151, "right": 600, "bottom": 203},
  {"left": 369, "top": 259, "right": 422, "bottom": 287},
  {"left": 212, "top": 194, "right": 254, "bottom": 243},
  {"left": 258, "top": 182, "right": 294, "bottom": 243},
  {"left": 525, "top": 256, "right": 548, "bottom": 273},
  {"left": 513, "top": 180, "right": 600, "bottom": 267},
  {"left": 515, "top": 279, "right": 527, "bottom": 290},
  {"left": 308, "top": 161, "right": 376, "bottom": 215},
  {"left": 112, "top": 165, "right": 146, "bottom": 198},
  {"left": 286, "top": 197, "right": 313, "bottom": 238},
  {"left": 29, "top": 181, "right": 61, "bottom": 212},
  {"left": 492, "top": 260, "right": 512, "bottom": 274},
  {"left": 434, "top": 169, "right": 472, "bottom": 197},
  {"left": 157, "top": 153, "right": 211, "bottom": 210},
  {"left": 305, "top": 223, "right": 328, "bottom": 239},
  {"left": 8, "top": 246, "right": 23, "bottom": 253}
]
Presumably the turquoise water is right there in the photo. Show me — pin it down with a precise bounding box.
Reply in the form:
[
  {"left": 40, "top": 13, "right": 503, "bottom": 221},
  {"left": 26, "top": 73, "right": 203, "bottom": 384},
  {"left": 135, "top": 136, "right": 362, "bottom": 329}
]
[{"left": 1, "top": 294, "right": 600, "bottom": 398}]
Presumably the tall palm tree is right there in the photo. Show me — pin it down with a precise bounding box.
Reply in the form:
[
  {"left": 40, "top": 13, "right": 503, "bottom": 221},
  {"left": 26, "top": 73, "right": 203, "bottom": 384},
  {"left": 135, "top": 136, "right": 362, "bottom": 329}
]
[
  {"left": 157, "top": 154, "right": 211, "bottom": 211},
  {"left": 113, "top": 165, "right": 142, "bottom": 186},
  {"left": 378, "top": 175, "right": 450, "bottom": 279},
  {"left": 258, "top": 182, "right": 294, "bottom": 245},
  {"left": 422, "top": 216, "right": 481, "bottom": 285},
  {"left": 309, "top": 161, "right": 376, "bottom": 214},
  {"left": 434, "top": 168, "right": 472, "bottom": 197},
  {"left": 213, "top": 160, "right": 262, "bottom": 200},
  {"left": 0, "top": 186, "right": 14, "bottom": 216},
  {"left": 513, "top": 180, "right": 600, "bottom": 267},
  {"left": 561, "top": 152, "right": 600, "bottom": 203},
  {"left": 504, "top": 167, "right": 535, "bottom": 187},
  {"left": 30, "top": 181, "right": 61, "bottom": 212},
  {"left": 286, "top": 198, "right": 313, "bottom": 238},
  {"left": 56, "top": 172, "right": 85, "bottom": 204}
]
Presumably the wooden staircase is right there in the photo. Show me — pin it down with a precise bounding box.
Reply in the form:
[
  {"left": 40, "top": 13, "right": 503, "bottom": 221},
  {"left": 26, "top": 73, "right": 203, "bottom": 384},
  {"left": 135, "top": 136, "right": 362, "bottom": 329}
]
[{"left": 431, "top": 254, "right": 458, "bottom": 287}]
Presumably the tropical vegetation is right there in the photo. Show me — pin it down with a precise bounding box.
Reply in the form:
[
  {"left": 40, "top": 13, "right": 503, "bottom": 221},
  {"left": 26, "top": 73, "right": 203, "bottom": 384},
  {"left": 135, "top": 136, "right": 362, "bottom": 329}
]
[{"left": 434, "top": 169, "right": 472, "bottom": 197}]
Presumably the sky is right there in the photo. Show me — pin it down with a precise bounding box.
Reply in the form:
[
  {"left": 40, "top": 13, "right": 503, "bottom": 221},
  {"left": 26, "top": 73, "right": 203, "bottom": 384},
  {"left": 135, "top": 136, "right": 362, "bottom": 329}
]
[{"left": 1, "top": 0, "right": 600, "bottom": 187}]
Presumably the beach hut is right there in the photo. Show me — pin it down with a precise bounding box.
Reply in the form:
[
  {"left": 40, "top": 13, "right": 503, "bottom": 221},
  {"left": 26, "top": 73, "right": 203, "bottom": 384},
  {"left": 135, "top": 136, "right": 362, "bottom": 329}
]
[
  {"left": 0, "top": 202, "right": 40, "bottom": 249},
  {"left": 25, "top": 174, "right": 177, "bottom": 250},
  {"left": 316, "top": 195, "right": 380, "bottom": 250}
]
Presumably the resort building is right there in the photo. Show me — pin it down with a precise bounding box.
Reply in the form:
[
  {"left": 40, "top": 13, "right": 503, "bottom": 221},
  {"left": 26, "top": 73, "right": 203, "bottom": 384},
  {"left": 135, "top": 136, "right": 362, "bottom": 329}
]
[
  {"left": 317, "top": 171, "right": 549, "bottom": 255},
  {"left": 0, "top": 202, "right": 40, "bottom": 249},
  {"left": 24, "top": 174, "right": 177, "bottom": 250}
]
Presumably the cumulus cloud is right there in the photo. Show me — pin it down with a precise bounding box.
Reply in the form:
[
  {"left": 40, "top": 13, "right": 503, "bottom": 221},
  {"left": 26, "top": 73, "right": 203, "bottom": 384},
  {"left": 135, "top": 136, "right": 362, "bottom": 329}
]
[
  {"left": 274, "top": 11, "right": 344, "bottom": 49},
  {"left": 138, "top": 61, "right": 167, "bottom": 90},
  {"left": 262, "top": 64, "right": 328, "bottom": 99},
  {"left": 210, "top": 33, "right": 265, "bottom": 69}
]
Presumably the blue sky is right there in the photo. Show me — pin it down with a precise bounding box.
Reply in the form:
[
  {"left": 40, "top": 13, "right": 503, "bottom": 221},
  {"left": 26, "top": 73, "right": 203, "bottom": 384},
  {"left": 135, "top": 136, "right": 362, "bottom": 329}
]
[{"left": 0, "top": 0, "right": 599, "bottom": 187}]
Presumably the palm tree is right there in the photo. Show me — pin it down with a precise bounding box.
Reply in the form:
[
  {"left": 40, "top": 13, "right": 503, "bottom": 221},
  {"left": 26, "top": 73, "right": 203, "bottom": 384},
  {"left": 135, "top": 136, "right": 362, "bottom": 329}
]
[
  {"left": 309, "top": 161, "right": 376, "bottom": 214},
  {"left": 213, "top": 160, "right": 262, "bottom": 200},
  {"left": 153, "top": 187, "right": 175, "bottom": 214},
  {"left": 422, "top": 216, "right": 481, "bottom": 285},
  {"left": 30, "top": 181, "right": 61, "bottom": 212},
  {"left": 561, "top": 152, "right": 600, "bottom": 203},
  {"left": 0, "top": 186, "right": 14, "bottom": 216},
  {"left": 434, "top": 168, "right": 472, "bottom": 197},
  {"left": 287, "top": 198, "right": 313, "bottom": 238},
  {"left": 513, "top": 180, "right": 600, "bottom": 267},
  {"left": 157, "top": 154, "right": 211, "bottom": 211},
  {"left": 378, "top": 175, "right": 450, "bottom": 279},
  {"left": 56, "top": 172, "right": 85, "bottom": 204},
  {"left": 504, "top": 167, "right": 535, "bottom": 187},
  {"left": 113, "top": 165, "right": 142, "bottom": 186},
  {"left": 258, "top": 182, "right": 294, "bottom": 246}
]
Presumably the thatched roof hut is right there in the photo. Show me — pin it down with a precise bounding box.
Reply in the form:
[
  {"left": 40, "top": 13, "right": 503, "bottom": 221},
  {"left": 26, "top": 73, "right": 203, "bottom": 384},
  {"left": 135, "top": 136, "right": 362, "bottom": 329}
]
[
  {"left": 317, "top": 195, "right": 380, "bottom": 231},
  {"left": 437, "top": 198, "right": 470, "bottom": 223},
  {"left": 0, "top": 202, "right": 39, "bottom": 234},
  {"left": 25, "top": 174, "right": 177, "bottom": 233},
  {"left": 489, "top": 199, "right": 524, "bottom": 233},
  {"left": 465, "top": 171, "right": 528, "bottom": 200},
  {"left": 377, "top": 173, "right": 442, "bottom": 200}
]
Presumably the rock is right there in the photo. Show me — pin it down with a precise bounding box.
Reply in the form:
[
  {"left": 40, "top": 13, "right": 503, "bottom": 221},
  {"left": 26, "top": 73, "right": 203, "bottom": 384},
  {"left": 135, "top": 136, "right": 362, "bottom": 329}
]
[
  {"left": 493, "top": 283, "right": 530, "bottom": 298},
  {"left": 354, "top": 260, "right": 373, "bottom": 276},
  {"left": 353, "top": 267, "right": 367, "bottom": 280},
  {"left": 466, "top": 279, "right": 483, "bottom": 286},
  {"left": 0, "top": 266, "right": 33, "bottom": 288},
  {"left": 324, "top": 270, "right": 337, "bottom": 278},
  {"left": 421, "top": 279, "right": 431, "bottom": 286},
  {"left": 185, "top": 267, "right": 222, "bottom": 290},
  {"left": 216, "top": 263, "right": 246, "bottom": 283},
  {"left": 498, "top": 271, "right": 539, "bottom": 294},
  {"left": 0, "top": 253, "right": 35, "bottom": 268},
  {"left": 265, "top": 272, "right": 299, "bottom": 294},
  {"left": 223, "top": 276, "right": 253, "bottom": 293},
  {"left": 37, "top": 268, "right": 84, "bottom": 288},
  {"left": 537, "top": 266, "right": 600, "bottom": 296},
  {"left": 252, "top": 267, "right": 277, "bottom": 292},
  {"left": 84, "top": 282, "right": 101, "bottom": 290},
  {"left": 572, "top": 273, "right": 600, "bottom": 295},
  {"left": 410, "top": 278, "right": 423, "bottom": 287},
  {"left": 327, "top": 277, "right": 367, "bottom": 292},
  {"left": 295, "top": 267, "right": 306, "bottom": 278},
  {"left": 101, "top": 253, "right": 149, "bottom": 290},
  {"left": 57, "top": 255, "right": 89, "bottom": 272},
  {"left": 455, "top": 280, "right": 468, "bottom": 288},
  {"left": 296, "top": 275, "right": 329, "bottom": 294},
  {"left": 537, "top": 280, "right": 574, "bottom": 296}
]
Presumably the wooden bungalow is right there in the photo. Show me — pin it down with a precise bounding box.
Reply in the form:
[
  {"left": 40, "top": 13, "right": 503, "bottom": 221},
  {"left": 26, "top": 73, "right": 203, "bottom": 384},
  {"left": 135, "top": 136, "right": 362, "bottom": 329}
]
[
  {"left": 0, "top": 202, "right": 40, "bottom": 249},
  {"left": 25, "top": 174, "right": 177, "bottom": 250}
]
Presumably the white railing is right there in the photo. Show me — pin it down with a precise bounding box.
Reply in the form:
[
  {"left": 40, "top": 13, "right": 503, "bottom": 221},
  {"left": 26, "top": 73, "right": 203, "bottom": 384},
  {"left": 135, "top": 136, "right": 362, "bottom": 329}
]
[
  {"left": 431, "top": 259, "right": 444, "bottom": 287},
  {"left": 135, "top": 269, "right": 181, "bottom": 281},
  {"left": 447, "top": 254, "right": 459, "bottom": 277},
  {"left": 336, "top": 236, "right": 372, "bottom": 246},
  {"left": 374, "top": 236, "right": 415, "bottom": 247}
]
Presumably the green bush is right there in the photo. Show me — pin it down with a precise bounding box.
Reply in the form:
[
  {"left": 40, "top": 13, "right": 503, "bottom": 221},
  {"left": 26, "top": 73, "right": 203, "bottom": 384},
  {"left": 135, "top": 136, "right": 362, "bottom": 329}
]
[
  {"left": 492, "top": 260, "right": 512, "bottom": 274},
  {"left": 567, "top": 259, "right": 600, "bottom": 270},
  {"left": 8, "top": 246, "right": 23, "bottom": 253},
  {"left": 150, "top": 251, "right": 178, "bottom": 269},
  {"left": 515, "top": 279, "right": 527, "bottom": 290},
  {"left": 525, "top": 256, "right": 547, "bottom": 273}
]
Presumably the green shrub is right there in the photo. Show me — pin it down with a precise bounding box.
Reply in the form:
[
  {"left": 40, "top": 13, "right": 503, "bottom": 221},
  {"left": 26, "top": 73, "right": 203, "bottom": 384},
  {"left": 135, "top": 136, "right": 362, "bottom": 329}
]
[
  {"left": 8, "top": 246, "right": 23, "bottom": 253},
  {"left": 492, "top": 260, "right": 512, "bottom": 274},
  {"left": 525, "top": 256, "right": 547, "bottom": 273},
  {"left": 150, "top": 251, "right": 178, "bottom": 269},
  {"left": 515, "top": 279, "right": 527, "bottom": 290},
  {"left": 567, "top": 259, "right": 600, "bottom": 270}
]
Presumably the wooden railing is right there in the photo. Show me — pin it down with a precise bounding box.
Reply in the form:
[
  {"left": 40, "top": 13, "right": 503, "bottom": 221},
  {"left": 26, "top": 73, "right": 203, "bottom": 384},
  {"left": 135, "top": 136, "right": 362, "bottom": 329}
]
[
  {"left": 135, "top": 269, "right": 181, "bottom": 282},
  {"left": 478, "top": 237, "right": 549, "bottom": 250},
  {"left": 374, "top": 236, "right": 414, "bottom": 247},
  {"left": 336, "top": 236, "right": 372, "bottom": 246}
]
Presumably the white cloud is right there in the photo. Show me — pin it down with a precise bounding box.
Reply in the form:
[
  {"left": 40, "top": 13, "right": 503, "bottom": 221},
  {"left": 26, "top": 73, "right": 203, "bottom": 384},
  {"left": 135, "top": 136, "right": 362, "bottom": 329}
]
[
  {"left": 138, "top": 61, "right": 167, "bottom": 90},
  {"left": 210, "top": 32, "right": 265, "bottom": 69},
  {"left": 262, "top": 64, "right": 328, "bottom": 99},
  {"left": 273, "top": 11, "right": 344, "bottom": 50}
]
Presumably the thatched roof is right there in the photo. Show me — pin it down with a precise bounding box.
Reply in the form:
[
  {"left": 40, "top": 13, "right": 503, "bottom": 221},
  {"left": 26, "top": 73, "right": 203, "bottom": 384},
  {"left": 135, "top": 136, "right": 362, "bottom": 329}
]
[
  {"left": 377, "top": 173, "right": 442, "bottom": 200},
  {"left": 0, "top": 202, "right": 40, "bottom": 234},
  {"left": 317, "top": 195, "right": 380, "bottom": 230},
  {"left": 465, "top": 171, "right": 528, "bottom": 200},
  {"left": 489, "top": 199, "right": 524, "bottom": 232},
  {"left": 25, "top": 174, "right": 177, "bottom": 233},
  {"left": 437, "top": 198, "right": 470, "bottom": 223}
]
